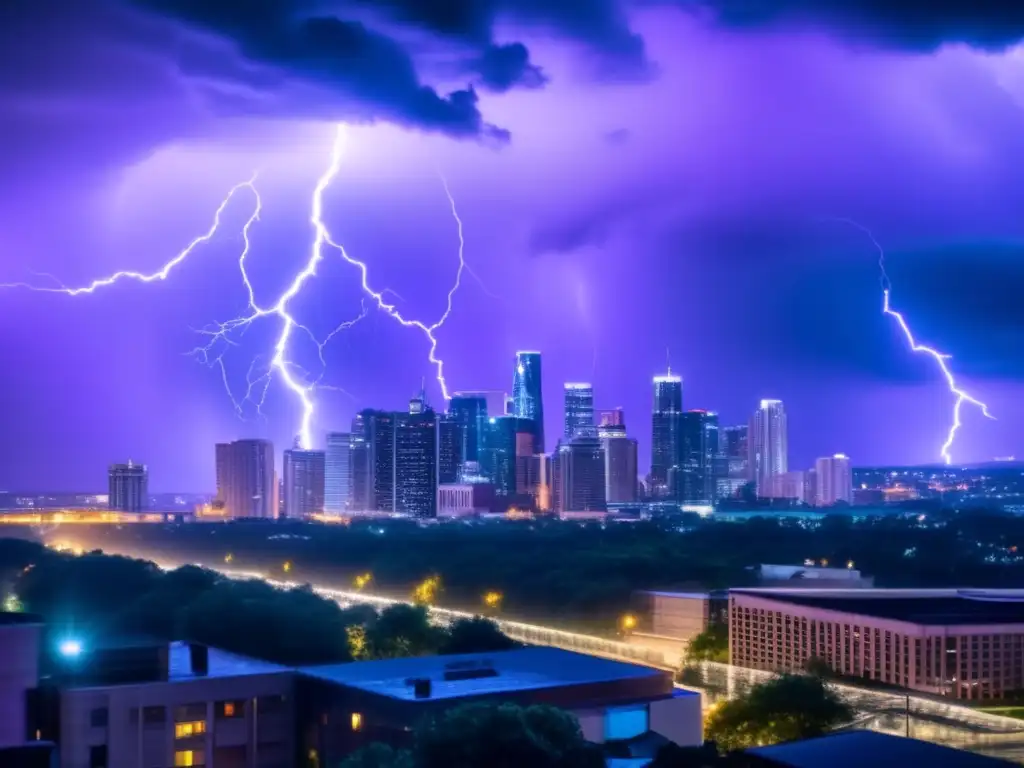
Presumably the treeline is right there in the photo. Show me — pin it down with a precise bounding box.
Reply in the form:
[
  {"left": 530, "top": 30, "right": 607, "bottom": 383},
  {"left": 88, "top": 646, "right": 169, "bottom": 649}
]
[
  {"left": 20, "top": 507, "right": 1024, "bottom": 634},
  {"left": 0, "top": 539, "right": 515, "bottom": 666}
]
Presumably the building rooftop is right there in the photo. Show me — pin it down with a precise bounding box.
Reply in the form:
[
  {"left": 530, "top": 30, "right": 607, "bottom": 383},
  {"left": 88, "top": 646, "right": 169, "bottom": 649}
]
[
  {"left": 301, "top": 647, "right": 678, "bottom": 702},
  {"left": 732, "top": 589, "right": 1024, "bottom": 626},
  {"left": 742, "top": 730, "right": 1014, "bottom": 768},
  {"left": 0, "top": 611, "right": 43, "bottom": 626},
  {"left": 167, "top": 642, "right": 288, "bottom": 681}
]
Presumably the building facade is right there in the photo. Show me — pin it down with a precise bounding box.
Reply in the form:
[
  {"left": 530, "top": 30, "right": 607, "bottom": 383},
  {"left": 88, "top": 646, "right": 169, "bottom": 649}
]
[
  {"left": 108, "top": 462, "right": 148, "bottom": 512},
  {"left": 600, "top": 426, "right": 638, "bottom": 505},
  {"left": 282, "top": 447, "right": 326, "bottom": 519},
  {"left": 448, "top": 393, "right": 487, "bottom": 464},
  {"left": 394, "top": 397, "right": 437, "bottom": 518},
  {"left": 361, "top": 410, "right": 396, "bottom": 513},
  {"left": 214, "top": 440, "right": 276, "bottom": 519},
  {"left": 749, "top": 399, "right": 788, "bottom": 498},
  {"left": 563, "top": 383, "right": 595, "bottom": 439},
  {"left": 553, "top": 436, "right": 607, "bottom": 515},
  {"left": 436, "top": 415, "right": 463, "bottom": 486},
  {"left": 729, "top": 588, "right": 1024, "bottom": 701},
  {"left": 679, "top": 410, "right": 719, "bottom": 505},
  {"left": 512, "top": 351, "right": 545, "bottom": 453},
  {"left": 814, "top": 454, "right": 854, "bottom": 506},
  {"left": 324, "top": 432, "right": 353, "bottom": 513}
]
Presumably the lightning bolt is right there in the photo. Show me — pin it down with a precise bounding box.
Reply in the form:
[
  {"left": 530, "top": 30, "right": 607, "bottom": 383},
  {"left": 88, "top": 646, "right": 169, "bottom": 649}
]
[
  {"left": 837, "top": 219, "right": 994, "bottom": 465},
  {"left": 0, "top": 177, "right": 260, "bottom": 294},
  {"left": 317, "top": 124, "right": 467, "bottom": 402}
]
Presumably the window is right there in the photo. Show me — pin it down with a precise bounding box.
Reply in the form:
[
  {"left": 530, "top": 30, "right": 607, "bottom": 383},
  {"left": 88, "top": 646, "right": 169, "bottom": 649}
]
[
  {"left": 175, "top": 703, "right": 207, "bottom": 722},
  {"left": 143, "top": 706, "right": 166, "bottom": 725},
  {"left": 257, "top": 694, "right": 286, "bottom": 714},
  {"left": 175, "top": 721, "right": 207, "bottom": 739},
  {"left": 218, "top": 700, "right": 243, "bottom": 719},
  {"left": 174, "top": 751, "right": 196, "bottom": 767},
  {"left": 89, "top": 745, "right": 108, "bottom": 768},
  {"left": 90, "top": 707, "right": 108, "bottom": 728},
  {"left": 603, "top": 704, "right": 649, "bottom": 741},
  {"left": 351, "top": 712, "right": 363, "bottom": 732}
]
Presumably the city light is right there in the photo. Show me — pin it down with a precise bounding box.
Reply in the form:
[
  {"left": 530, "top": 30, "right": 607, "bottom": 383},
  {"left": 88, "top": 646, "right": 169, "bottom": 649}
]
[
  {"left": 58, "top": 639, "right": 83, "bottom": 658},
  {"left": 282, "top": 561, "right": 292, "bottom": 574},
  {"left": 620, "top": 614, "right": 638, "bottom": 632},
  {"left": 412, "top": 575, "right": 441, "bottom": 605},
  {"left": 353, "top": 572, "right": 372, "bottom": 590},
  {"left": 483, "top": 591, "right": 503, "bottom": 610},
  {"left": 224, "top": 553, "right": 233, "bottom": 564}
]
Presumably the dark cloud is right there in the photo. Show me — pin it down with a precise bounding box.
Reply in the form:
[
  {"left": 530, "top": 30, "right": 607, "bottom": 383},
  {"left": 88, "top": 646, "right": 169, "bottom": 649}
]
[
  {"left": 473, "top": 43, "right": 547, "bottom": 92},
  {"left": 681, "top": 0, "right": 1024, "bottom": 50}
]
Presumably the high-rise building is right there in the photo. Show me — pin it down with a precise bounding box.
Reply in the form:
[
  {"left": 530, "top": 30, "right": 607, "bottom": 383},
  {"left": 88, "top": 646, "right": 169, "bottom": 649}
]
[
  {"left": 437, "top": 414, "right": 463, "bottom": 485},
  {"left": 483, "top": 415, "right": 535, "bottom": 498},
  {"left": 324, "top": 432, "right": 354, "bottom": 513},
  {"left": 717, "top": 425, "right": 750, "bottom": 499},
  {"left": 553, "top": 436, "right": 606, "bottom": 514},
  {"left": 108, "top": 461, "right": 147, "bottom": 512},
  {"left": 563, "top": 383, "right": 595, "bottom": 439},
  {"left": 814, "top": 454, "right": 853, "bottom": 506},
  {"left": 361, "top": 409, "right": 396, "bottom": 513},
  {"left": 749, "top": 399, "right": 788, "bottom": 498},
  {"left": 214, "top": 439, "right": 276, "bottom": 519},
  {"left": 599, "top": 408, "right": 626, "bottom": 428},
  {"left": 512, "top": 351, "right": 545, "bottom": 453},
  {"left": 679, "top": 410, "right": 719, "bottom": 505},
  {"left": 449, "top": 393, "right": 487, "bottom": 463},
  {"left": 394, "top": 394, "right": 437, "bottom": 518},
  {"left": 599, "top": 422, "right": 638, "bottom": 505},
  {"left": 650, "top": 372, "right": 683, "bottom": 491},
  {"left": 349, "top": 436, "right": 370, "bottom": 511},
  {"left": 282, "top": 445, "right": 326, "bottom": 519}
]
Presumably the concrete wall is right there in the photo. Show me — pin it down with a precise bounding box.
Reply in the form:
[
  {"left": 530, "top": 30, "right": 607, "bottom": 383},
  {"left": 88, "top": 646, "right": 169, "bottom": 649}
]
[{"left": 0, "top": 623, "right": 41, "bottom": 748}]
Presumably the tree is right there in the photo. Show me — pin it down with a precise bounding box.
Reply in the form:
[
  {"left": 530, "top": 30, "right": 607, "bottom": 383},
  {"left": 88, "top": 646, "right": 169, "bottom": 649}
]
[
  {"left": 676, "top": 665, "right": 705, "bottom": 687},
  {"left": 414, "top": 702, "right": 604, "bottom": 768},
  {"left": 804, "top": 655, "right": 832, "bottom": 679},
  {"left": 704, "top": 674, "right": 853, "bottom": 752},
  {"left": 685, "top": 623, "right": 728, "bottom": 664},
  {"left": 337, "top": 743, "right": 412, "bottom": 768},
  {"left": 441, "top": 617, "right": 518, "bottom": 655},
  {"left": 363, "top": 604, "right": 445, "bottom": 660}
]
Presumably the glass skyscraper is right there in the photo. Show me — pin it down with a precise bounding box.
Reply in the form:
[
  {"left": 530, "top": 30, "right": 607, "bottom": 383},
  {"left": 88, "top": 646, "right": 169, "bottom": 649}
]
[
  {"left": 449, "top": 392, "right": 488, "bottom": 463},
  {"left": 679, "top": 410, "right": 719, "bottom": 505},
  {"left": 512, "top": 351, "right": 545, "bottom": 453},
  {"left": 283, "top": 446, "right": 326, "bottom": 519},
  {"left": 749, "top": 399, "right": 788, "bottom": 498},
  {"left": 563, "top": 382, "right": 595, "bottom": 439},
  {"left": 215, "top": 439, "right": 277, "bottom": 519},
  {"left": 108, "top": 460, "right": 148, "bottom": 512},
  {"left": 324, "top": 432, "right": 353, "bottom": 513},
  {"left": 650, "top": 372, "right": 683, "bottom": 491},
  {"left": 395, "top": 396, "right": 437, "bottom": 518}
]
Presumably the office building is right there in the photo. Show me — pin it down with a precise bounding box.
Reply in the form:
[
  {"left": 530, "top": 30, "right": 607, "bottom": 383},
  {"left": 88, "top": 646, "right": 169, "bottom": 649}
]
[
  {"left": 512, "top": 351, "right": 545, "bottom": 453},
  {"left": 632, "top": 591, "right": 729, "bottom": 643},
  {"left": 437, "top": 483, "right": 496, "bottom": 517},
  {"left": 324, "top": 432, "right": 354, "bottom": 513},
  {"left": 437, "top": 414, "right": 463, "bottom": 485},
  {"left": 729, "top": 588, "right": 1024, "bottom": 701},
  {"left": 650, "top": 372, "right": 683, "bottom": 493},
  {"left": 394, "top": 394, "right": 437, "bottom": 518},
  {"left": 679, "top": 410, "right": 719, "bottom": 505},
  {"left": 754, "top": 563, "right": 874, "bottom": 589},
  {"left": 299, "top": 647, "right": 701, "bottom": 765},
  {"left": 483, "top": 415, "right": 535, "bottom": 498},
  {"left": 599, "top": 421, "right": 638, "bottom": 504},
  {"left": 282, "top": 444, "right": 326, "bottom": 519},
  {"left": 815, "top": 454, "right": 854, "bottom": 506},
  {"left": 108, "top": 461, "right": 147, "bottom": 512},
  {"left": 599, "top": 408, "right": 625, "bottom": 428},
  {"left": 563, "top": 382, "right": 595, "bottom": 439},
  {"left": 553, "top": 436, "right": 606, "bottom": 515},
  {"left": 718, "top": 425, "right": 749, "bottom": 499},
  {"left": 361, "top": 410, "right": 396, "bottom": 513},
  {"left": 349, "top": 436, "right": 370, "bottom": 511},
  {"left": 749, "top": 399, "right": 788, "bottom": 498},
  {"left": 448, "top": 393, "right": 487, "bottom": 463},
  {"left": 214, "top": 439, "right": 276, "bottom": 519}
]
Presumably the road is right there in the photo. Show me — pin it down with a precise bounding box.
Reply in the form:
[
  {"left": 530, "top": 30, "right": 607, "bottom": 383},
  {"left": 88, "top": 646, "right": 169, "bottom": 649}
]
[{"left": 161, "top": 560, "right": 1024, "bottom": 761}]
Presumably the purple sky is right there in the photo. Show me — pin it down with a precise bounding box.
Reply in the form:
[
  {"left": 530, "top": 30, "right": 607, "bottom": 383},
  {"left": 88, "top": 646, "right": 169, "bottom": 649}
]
[{"left": 2, "top": 0, "right": 1024, "bottom": 492}]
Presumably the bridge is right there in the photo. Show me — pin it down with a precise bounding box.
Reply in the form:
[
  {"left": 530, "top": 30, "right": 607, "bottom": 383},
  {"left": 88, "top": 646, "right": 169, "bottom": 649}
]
[{"left": 162, "top": 561, "right": 1024, "bottom": 761}]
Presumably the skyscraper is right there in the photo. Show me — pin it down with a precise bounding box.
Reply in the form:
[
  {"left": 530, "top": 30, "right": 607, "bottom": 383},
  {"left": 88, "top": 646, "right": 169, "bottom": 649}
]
[
  {"left": 650, "top": 372, "right": 683, "bottom": 492},
  {"left": 512, "top": 351, "right": 545, "bottom": 453},
  {"left": 283, "top": 444, "right": 326, "bottom": 519},
  {"left": 215, "top": 439, "right": 276, "bottom": 519},
  {"left": 679, "top": 410, "right": 719, "bottom": 505},
  {"left": 449, "top": 393, "right": 487, "bottom": 463},
  {"left": 563, "top": 383, "right": 595, "bottom": 439},
  {"left": 718, "top": 425, "right": 750, "bottom": 499},
  {"left": 814, "top": 454, "right": 853, "bottom": 507},
  {"left": 108, "top": 461, "right": 147, "bottom": 512},
  {"left": 749, "top": 399, "right": 788, "bottom": 498},
  {"left": 552, "top": 436, "right": 606, "bottom": 514},
  {"left": 599, "top": 421, "right": 638, "bottom": 505},
  {"left": 483, "top": 415, "right": 535, "bottom": 497},
  {"left": 437, "top": 414, "right": 463, "bottom": 485},
  {"left": 361, "top": 409, "right": 396, "bottom": 512},
  {"left": 598, "top": 408, "right": 625, "bottom": 428},
  {"left": 324, "top": 432, "right": 353, "bottom": 513},
  {"left": 394, "top": 393, "right": 437, "bottom": 518}
]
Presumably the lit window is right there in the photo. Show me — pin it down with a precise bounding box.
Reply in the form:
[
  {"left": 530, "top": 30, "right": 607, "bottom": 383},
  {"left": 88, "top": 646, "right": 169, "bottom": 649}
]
[
  {"left": 174, "top": 750, "right": 195, "bottom": 767},
  {"left": 175, "top": 721, "right": 206, "bottom": 739},
  {"left": 223, "top": 702, "right": 235, "bottom": 717},
  {"left": 351, "top": 712, "right": 363, "bottom": 732}
]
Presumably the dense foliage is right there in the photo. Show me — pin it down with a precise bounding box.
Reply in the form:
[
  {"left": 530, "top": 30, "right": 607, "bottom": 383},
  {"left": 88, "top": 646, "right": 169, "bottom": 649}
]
[
  {"left": 340, "top": 702, "right": 604, "bottom": 768},
  {"left": 685, "top": 623, "right": 729, "bottom": 664},
  {"left": 27, "top": 507, "right": 1024, "bottom": 634},
  {"left": 703, "top": 674, "right": 853, "bottom": 751},
  {"left": 0, "top": 539, "right": 514, "bottom": 666}
]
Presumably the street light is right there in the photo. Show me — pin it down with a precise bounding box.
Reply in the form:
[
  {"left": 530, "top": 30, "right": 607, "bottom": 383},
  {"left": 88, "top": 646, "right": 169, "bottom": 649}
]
[
  {"left": 483, "top": 591, "right": 503, "bottom": 610},
  {"left": 354, "top": 573, "right": 372, "bottom": 590},
  {"left": 282, "top": 561, "right": 292, "bottom": 574},
  {"left": 58, "top": 639, "right": 83, "bottom": 658},
  {"left": 224, "top": 553, "right": 234, "bottom": 564},
  {"left": 620, "top": 614, "right": 637, "bottom": 633}
]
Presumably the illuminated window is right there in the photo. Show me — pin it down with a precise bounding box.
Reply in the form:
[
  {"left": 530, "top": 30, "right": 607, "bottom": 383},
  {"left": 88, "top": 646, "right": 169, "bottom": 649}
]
[
  {"left": 222, "top": 702, "right": 235, "bottom": 717},
  {"left": 175, "top": 721, "right": 206, "bottom": 739},
  {"left": 174, "top": 750, "right": 195, "bottom": 767},
  {"left": 351, "top": 712, "right": 363, "bottom": 732}
]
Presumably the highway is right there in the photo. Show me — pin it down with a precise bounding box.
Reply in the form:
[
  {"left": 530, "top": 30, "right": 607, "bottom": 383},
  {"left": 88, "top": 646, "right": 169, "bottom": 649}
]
[{"left": 158, "top": 560, "right": 1024, "bottom": 761}]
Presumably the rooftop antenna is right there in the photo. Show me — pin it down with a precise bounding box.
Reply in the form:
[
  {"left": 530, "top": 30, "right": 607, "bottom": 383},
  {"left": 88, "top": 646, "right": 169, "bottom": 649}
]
[{"left": 666, "top": 347, "right": 671, "bottom": 376}]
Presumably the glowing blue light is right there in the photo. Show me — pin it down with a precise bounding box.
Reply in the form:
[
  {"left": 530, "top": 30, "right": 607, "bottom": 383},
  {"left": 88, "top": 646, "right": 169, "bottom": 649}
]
[{"left": 58, "top": 639, "right": 82, "bottom": 657}]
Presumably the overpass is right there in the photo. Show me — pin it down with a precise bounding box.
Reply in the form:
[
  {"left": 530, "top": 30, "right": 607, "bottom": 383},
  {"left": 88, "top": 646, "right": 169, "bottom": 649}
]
[{"left": 158, "top": 561, "right": 1024, "bottom": 761}]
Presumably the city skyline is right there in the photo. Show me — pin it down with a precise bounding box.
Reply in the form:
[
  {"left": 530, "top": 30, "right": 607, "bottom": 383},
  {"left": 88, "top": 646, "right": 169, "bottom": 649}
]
[{"left": 3, "top": 2, "right": 1023, "bottom": 492}]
